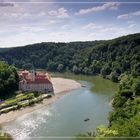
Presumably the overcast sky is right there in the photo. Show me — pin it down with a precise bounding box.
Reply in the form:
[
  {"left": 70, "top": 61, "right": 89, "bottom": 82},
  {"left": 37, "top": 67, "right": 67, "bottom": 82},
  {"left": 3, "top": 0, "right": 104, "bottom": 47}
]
[{"left": 0, "top": 0, "right": 140, "bottom": 47}]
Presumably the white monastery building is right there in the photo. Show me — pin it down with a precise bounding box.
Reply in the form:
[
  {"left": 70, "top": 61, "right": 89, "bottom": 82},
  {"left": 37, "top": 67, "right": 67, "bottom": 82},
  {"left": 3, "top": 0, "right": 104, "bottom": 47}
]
[{"left": 19, "top": 69, "right": 53, "bottom": 93}]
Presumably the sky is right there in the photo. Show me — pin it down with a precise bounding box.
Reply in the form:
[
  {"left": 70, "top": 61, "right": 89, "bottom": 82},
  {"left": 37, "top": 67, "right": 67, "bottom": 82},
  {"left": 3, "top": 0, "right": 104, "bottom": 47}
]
[{"left": 0, "top": 0, "right": 140, "bottom": 47}]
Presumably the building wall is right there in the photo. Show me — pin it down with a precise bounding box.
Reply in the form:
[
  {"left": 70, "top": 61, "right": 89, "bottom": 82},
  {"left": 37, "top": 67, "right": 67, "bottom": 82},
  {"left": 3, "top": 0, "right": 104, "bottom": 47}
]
[{"left": 19, "top": 83, "right": 53, "bottom": 93}]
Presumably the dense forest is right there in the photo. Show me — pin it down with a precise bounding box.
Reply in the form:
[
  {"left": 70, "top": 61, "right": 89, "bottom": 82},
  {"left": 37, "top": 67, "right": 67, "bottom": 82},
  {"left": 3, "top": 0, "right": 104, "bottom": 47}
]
[
  {"left": 0, "top": 33, "right": 140, "bottom": 82},
  {"left": 108, "top": 75, "right": 140, "bottom": 136}
]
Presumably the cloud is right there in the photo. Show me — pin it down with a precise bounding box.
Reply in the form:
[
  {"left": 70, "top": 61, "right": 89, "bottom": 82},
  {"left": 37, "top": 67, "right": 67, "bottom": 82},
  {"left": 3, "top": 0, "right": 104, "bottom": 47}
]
[
  {"left": 0, "top": 2, "right": 14, "bottom": 7},
  {"left": 0, "top": 1, "right": 55, "bottom": 26},
  {"left": 81, "top": 22, "right": 136, "bottom": 36},
  {"left": 88, "top": 25, "right": 135, "bottom": 41},
  {"left": 61, "top": 24, "right": 71, "bottom": 29},
  {"left": 0, "top": 12, "right": 32, "bottom": 19},
  {"left": 48, "top": 7, "right": 70, "bottom": 19},
  {"left": 131, "top": 10, "right": 140, "bottom": 16},
  {"left": 118, "top": 10, "right": 140, "bottom": 19},
  {"left": 128, "top": 24, "right": 136, "bottom": 28},
  {"left": 127, "top": 20, "right": 135, "bottom": 24},
  {"left": 127, "top": 21, "right": 136, "bottom": 28},
  {"left": 37, "top": 12, "right": 46, "bottom": 17},
  {"left": 0, "top": 24, "right": 46, "bottom": 34},
  {"left": 81, "top": 23, "right": 102, "bottom": 30},
  {"left": 21, "top": 26, "right": 45, "bottom": 32},
  {"left": 75, "top": 2, "right": 120, "bottom": 15},
  {"left": 0, "top": 23, "right": 137, "bottom": 47},
  {"left": 117, "top": 14, "right": 129, "bottom": 19}
]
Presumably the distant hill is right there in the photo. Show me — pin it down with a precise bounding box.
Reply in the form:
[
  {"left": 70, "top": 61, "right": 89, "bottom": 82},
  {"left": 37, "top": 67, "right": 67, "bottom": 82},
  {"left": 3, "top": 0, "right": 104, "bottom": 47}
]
[
  {"left": 0, "top": 48, "right": 7, "bottom": 52},
  {"left": 0, "top": 33, "right": 140, "bottom": 81}
]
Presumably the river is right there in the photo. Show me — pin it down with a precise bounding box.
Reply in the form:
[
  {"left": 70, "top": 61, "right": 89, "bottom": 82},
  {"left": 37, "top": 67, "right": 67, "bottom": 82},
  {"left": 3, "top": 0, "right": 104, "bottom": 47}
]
[{"left": 3, "top": 74, "right": 118, "bottom": 140}]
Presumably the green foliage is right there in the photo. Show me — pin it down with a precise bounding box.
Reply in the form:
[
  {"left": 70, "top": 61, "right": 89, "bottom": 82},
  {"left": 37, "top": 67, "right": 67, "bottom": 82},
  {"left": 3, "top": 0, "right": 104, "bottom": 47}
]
[
  {"left": 108, "top": 76, "right": 140, "bottom": 137},
  {"left": 0, "top": 61, "right": 19, "bottom": 99},
  {"left": 20, "top": 102, "right": 29, "bottom": 108},
  {"left": 101, "top": 64, "right": 111, "bottom": 78},
  {"left": 96, "top": 125, "right": 118, "bottom": 137},
  {"left": 109, "top": 71, "right": 119, "bottom": 82},
  {"left": 0, "top": 132, "right": 13, "bottom": 140},
  {"left": 112, "top": 94, "right": 127, "bottom": 108},
  {"left": 57, "top": 64, "right": 64, "bottom": 72},
  {"left": 72, "top": 65, "right": 79, "bottom": 74},
  {"left": 0, "top": 33, "right": 139, "bottom": 82},
  {"left": 119, "top": 89, "right": 133, "bottom": 98},
  {"left": 132, "top": 79, "right": 140, "bottom": 95},
  {"left": 22, "top": 63, "right": 32, "bottom": 70}
]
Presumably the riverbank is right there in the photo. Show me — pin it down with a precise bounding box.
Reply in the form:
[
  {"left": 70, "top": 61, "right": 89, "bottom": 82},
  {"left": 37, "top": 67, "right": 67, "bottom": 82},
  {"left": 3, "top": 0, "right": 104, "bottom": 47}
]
[
  {"left": 109, "top": 99, "right": 114, "bottom": 106},
  {"left": 0, "top": 77, "right": 81, "bottom": 125}
]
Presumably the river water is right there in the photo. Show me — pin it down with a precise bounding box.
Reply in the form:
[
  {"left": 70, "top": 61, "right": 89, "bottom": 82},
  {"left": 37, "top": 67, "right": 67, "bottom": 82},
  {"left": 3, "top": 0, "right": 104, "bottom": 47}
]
[{"left": 3, "top": 74, "right": 118, "bottom": 140}]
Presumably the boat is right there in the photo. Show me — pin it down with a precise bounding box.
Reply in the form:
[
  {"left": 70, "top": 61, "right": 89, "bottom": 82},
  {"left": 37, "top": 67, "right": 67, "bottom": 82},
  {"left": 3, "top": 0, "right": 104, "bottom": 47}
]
[
  {"left": 84, "top": 118, "right": 90, "bottom": 121},
  {"left": 82, "top": 85, "right": 86, "bottom": 87}
]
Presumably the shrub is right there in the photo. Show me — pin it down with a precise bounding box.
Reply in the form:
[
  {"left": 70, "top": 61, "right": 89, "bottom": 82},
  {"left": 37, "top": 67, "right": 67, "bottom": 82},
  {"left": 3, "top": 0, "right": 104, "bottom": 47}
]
[
  {"left": 21, "top": 102, "right": 29, "bottom": 108},
  {"left": 113, "top": 94, "right": 128, "bottom": 108},
  {"left": 27, "top": 93, "right": 34, "bottom": 99},
  {"left": 120, "top": 89, "right": 133, "bottom": 98},
  {"left": 29, "top": 99, "right": 36, "bottom": 106},
  {"left": 135, "top": 97, "right": 140, "bottom": 104}
]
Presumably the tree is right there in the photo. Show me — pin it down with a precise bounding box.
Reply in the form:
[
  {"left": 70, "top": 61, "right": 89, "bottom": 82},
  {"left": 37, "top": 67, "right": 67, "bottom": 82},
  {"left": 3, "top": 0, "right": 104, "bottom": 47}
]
[
  {"left": 22, "top": 63, "right": 32, "bottom": 70},
  {"left": 57, "top": 64, "right": 64, "bottom": 72},
  {"left": 101, "top": 64, "right": 111, "bottom": 78},
  {"left": 72, "top": 65, "right": 79, "bottom": 74},
  {"left": 96, "top": 125, "right": 118, "bottom": 137},
  {"left": 47, "top": 60, "right": 57, "bottom": 71},
  {"left": 109, "top": 71, "right": 119, "bottom": 82},
  {"left": 0, "top": 61, "right": 19, "bottom": 99},
  {"left": 132, "top": 79, "right": 140, "bottom": 96}
]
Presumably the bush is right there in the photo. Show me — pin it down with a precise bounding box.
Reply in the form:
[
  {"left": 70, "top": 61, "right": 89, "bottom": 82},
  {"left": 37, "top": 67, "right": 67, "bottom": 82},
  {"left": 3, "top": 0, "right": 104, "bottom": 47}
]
[
  {"left": 113, "top": 94, "right": 128, "bottom": 108},
  {"left": 109, "top": 71, "right": 119, "bottom": 82},
  {"left": 132, "top": 79, "right": 140, "bottom": 95},
  {"left": 0, "top": 108, "right": 10, "bottom": 114},
  {"left": 17, "top": 103, "right": 22, "bottom": 109},
  {"left": 27, "top": 93, "right": 34, "bottom": 99},
  {"left": 21, "top": 102, "right": 29, "bottom": 108},
  {"left": 37, "top": 97, "right": 43, "bottom": 102},
  {"left": 0, "top": 132, "right": 13, "bottom": 140},
  {"left": 29, "top": 99, "right": 36, "bottom": 106},
  {"left": 134, "top": 97, "right": 140, "bottom": 104},
  {"left": 5, "top": 99, "right": 17, "bottom": 106},
  {"left": 120, "top": 89, "right": 133, "bottom": 98}
]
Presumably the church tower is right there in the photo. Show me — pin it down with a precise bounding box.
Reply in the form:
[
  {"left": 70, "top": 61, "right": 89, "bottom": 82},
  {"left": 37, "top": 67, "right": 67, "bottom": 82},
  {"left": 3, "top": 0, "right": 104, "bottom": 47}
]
[{"left": 31, "top": 65, "right": 35, "bottom": 81}]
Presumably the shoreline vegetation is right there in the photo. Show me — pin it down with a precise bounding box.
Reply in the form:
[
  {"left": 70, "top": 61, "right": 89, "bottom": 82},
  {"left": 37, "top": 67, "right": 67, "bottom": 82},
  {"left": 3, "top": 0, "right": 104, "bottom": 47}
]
[{"left": 0, "top": 77, "right": 81, "bottom": 125}]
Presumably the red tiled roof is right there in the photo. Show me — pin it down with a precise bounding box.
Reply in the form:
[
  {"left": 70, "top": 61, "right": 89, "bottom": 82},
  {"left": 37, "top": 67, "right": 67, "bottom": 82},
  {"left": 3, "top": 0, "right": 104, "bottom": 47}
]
[
  {"left": 19, "top": 70, "right": 52, "bottom": 84},
  {"left": 26, "top": 78, "right": 51, "bottom": 84}
]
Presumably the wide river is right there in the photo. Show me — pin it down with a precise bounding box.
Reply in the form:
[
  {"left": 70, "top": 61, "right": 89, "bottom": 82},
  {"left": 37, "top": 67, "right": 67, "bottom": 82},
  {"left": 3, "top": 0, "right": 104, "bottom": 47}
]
[{"left": 3, "top": 74, "right": 118, "bottom": 140}]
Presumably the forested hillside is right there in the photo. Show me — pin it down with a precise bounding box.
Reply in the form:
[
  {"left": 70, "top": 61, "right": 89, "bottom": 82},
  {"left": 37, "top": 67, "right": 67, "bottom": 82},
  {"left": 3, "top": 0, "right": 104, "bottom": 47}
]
[
  {"left": 0, "top": 33, "right": 140, "bottom": 82},
  {"left": 0, "top": 48, "right": 7, "bottom": 52},
  {"left": 108, "top": 75, "right": 140, "bottom": 136}
]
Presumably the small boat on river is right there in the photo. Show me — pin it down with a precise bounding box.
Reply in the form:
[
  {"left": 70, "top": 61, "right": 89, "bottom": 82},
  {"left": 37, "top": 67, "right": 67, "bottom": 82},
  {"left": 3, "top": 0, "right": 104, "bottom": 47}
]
[
  {"left": 82, "top": 85, "right": 86, "bottom": 87},
  {"left": 84, "top": 118, "right": 90, "bottom": 122}
]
